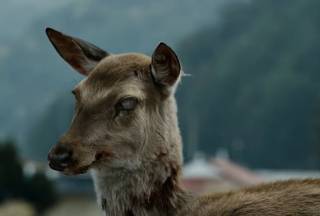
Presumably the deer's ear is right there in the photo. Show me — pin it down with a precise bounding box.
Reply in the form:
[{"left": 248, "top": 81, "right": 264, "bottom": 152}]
[
  {"left": 46, "top": 27, "right": 109, "bottom": 76},
  {"left": 151, "top": 42, "right": 181, "bottom": 87}
]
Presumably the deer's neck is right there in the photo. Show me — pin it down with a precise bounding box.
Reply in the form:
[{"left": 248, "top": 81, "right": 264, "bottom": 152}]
[{"left": 91, "top": 161, "right": 191, "bottom": 216}]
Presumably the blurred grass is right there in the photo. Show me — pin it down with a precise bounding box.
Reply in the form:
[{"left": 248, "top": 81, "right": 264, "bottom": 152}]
[
  {"left": 0, "top": 200, "right": 35, "bottom": 216},
  {"left": 44, "top": 196, "right": 100, "bottom": 216}
]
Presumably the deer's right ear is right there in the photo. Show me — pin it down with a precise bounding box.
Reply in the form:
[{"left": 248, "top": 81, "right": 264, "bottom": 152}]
[
  {"left": 151, "top": 42, "right": 181, "bottom": 87},
  {"left": 45, "top": 27, "right": 109, "bottom": 76}
]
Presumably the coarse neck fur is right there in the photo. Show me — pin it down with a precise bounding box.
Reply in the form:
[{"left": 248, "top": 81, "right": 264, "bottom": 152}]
[{"left": 92, "top": 159, "right": 192, "bottom": 216}]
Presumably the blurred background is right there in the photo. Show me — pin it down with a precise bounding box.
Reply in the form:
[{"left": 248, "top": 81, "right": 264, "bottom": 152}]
[{"left": 1, "top": 0, "right": 320, "bottom": 215}]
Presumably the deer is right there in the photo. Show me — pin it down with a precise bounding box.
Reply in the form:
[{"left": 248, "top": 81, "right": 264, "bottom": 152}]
[{"left": 46, "top": 27, "right": 320, "bottom": 216}]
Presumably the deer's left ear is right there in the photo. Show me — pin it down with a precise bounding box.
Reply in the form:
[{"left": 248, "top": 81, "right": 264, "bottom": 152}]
[
  {"left": 151, "top": 42, "right": 181, "bottom": 87},
  {"left": 46, "top": 27, "right": 109, "bottom": 76}
]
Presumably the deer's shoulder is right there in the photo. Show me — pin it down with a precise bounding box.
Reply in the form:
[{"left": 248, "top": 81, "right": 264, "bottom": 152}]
[{"left": 178, "top": 179, "right": 320, "bottom": 216}]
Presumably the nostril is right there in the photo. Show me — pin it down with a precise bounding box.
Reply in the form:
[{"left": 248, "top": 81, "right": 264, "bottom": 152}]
[
  {"left": 55, "top": 151, "right": 72, "bottom": 164},
  {"left": 49, "top": 145, "right": 73, "bottom": 166}
]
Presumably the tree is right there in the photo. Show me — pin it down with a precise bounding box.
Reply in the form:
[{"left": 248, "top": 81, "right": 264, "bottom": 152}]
[
  {"left": 0, "top": 140, "right": 58, "bottom": 213},
  {"left": 0, "top": 140, "right": 24, "bottom": 200}
]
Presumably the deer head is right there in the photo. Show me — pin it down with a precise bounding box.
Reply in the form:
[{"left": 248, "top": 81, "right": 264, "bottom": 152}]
[{"left": 46, "top": 28, "right": 183, "bottom": 176}]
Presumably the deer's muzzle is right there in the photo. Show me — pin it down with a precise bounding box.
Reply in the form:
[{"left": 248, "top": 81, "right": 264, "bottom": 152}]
[{"left": 48, "top": 144, "right": 73, "bottom": 171}]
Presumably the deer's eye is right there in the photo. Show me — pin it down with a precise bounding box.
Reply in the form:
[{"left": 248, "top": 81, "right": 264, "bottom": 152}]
[{"left": 116, "top": 97, "right": 138, "bottom": 111}]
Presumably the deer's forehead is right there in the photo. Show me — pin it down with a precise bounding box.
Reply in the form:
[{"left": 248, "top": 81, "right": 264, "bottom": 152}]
[
  {"left": 76, "top": 77, "right": 145, "bottom": 105},
  {"left": 95, "top": 53, "right": 151, "bottom": 74},
  {"left": 74, "top": 53, "right": 152, "bottom": 104},
  {"left": 87, "top": 54, "right": 151, "bottom": 85}
]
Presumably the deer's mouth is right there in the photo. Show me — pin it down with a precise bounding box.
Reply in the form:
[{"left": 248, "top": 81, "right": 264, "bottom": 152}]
[
  {"left": 48, "top": 150, "right": 113, "bottom": 175},
  {"left": 48, "top": 160, "right": 68, "bottom": 172},
  {"left": 47, "top": 155, "right": 90, "bottom": 175},
  {"left": 49, "top": 162, "right": 92, "bottom": 175},
  {"left": 63, "top": 164, "right": 91, "bottom": 175},
  {"left": 63, "top": 157, "right": 108, "bottom": 175}
]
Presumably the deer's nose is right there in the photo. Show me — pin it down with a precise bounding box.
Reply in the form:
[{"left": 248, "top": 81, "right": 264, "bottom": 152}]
[{"left": 48, "top": 144, "right": 73, "bottom": 171}]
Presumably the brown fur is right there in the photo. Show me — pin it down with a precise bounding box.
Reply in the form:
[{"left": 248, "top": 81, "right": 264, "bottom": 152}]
[
  {"left": 46, "top": 28, "right": 320, "bottom": 216},
  {"left": 178, "top": 179, "right": 320, "bottom": 215}
]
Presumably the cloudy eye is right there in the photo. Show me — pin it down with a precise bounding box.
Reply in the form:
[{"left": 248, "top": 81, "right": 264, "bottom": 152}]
[{"left": 116, "top": 97, "right": 138, "bottom": 111}]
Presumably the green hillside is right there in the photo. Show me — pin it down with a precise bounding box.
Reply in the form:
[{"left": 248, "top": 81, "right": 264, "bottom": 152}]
[{"left": 177, "top": 0, "right": 320, "bottom": 168}]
